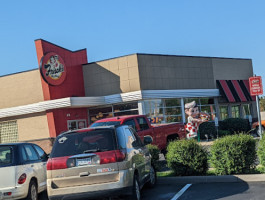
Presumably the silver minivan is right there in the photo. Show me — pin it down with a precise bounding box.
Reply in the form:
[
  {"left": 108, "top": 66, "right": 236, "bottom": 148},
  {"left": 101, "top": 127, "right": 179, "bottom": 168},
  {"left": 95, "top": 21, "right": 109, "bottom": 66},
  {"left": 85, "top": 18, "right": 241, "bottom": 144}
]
[{"left": 47, "top": 125, "right": 156, "bottom": 200}]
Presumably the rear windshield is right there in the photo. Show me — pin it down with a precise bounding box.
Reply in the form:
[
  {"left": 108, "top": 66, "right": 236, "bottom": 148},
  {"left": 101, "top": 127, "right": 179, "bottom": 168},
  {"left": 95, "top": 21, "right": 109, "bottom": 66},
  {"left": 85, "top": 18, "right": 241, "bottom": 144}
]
[
  {"left": 0, "top": 146, "right": 13, "bottom": 167},
  {"left": 51, "top": 129, "right": 117, "bottom": 158},
  {"left": 90, "top": 121, "right": 121, "bottom": 127}
]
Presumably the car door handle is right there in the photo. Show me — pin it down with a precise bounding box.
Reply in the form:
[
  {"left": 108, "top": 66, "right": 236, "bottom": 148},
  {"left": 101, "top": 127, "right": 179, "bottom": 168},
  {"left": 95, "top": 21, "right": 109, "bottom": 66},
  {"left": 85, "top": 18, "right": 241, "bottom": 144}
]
[
  {"left": 31, "top": 165, "right": 34, "bottom": 167},
  {"left": 43, "top": 163, "right": 47, "bottom": 166},
  {"left": 80, "top": 172, "right": 90, "bottom": 177}
]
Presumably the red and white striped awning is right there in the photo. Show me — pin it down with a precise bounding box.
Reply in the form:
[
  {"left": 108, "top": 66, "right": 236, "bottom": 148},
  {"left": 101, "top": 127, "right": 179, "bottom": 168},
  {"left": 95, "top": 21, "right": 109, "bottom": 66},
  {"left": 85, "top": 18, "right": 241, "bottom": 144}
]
[{"left": 216, "top": 80, "right": 255, "bottom": 102}]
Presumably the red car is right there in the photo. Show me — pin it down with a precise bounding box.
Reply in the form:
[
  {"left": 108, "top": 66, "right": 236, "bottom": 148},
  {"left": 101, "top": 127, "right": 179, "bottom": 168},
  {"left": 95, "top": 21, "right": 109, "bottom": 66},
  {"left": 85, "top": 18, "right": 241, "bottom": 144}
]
[{"left": 90, "top": 115, "right": 186, "bottom": 153}]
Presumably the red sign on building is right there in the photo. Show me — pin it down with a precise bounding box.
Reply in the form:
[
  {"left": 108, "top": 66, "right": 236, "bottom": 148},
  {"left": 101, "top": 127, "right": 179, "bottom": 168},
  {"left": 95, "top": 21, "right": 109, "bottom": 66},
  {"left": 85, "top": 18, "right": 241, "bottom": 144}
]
[
  {"left": 249, "top": 76, "right": 263, "bottom": 96},
  {"left": 40, "top": 52, "right": 67, "bottom": 86}
]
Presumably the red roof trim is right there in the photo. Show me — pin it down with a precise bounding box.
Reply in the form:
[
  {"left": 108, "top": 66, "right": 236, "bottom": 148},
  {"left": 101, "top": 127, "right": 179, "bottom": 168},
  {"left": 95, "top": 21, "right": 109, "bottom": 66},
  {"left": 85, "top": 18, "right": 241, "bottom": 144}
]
[
  {"left": 219, "top": 80, "right": 236, "bottom": 102},
  {"left": 232, "top": 80, "right": 247, "bottom": 102}
]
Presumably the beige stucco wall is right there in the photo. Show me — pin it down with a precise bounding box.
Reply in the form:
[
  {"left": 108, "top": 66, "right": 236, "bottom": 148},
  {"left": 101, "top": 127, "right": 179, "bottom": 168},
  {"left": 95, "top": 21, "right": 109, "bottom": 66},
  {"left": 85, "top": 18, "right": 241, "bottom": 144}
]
[
  {"left": 137, "top": 54, "right": 215, "bottom": 90},
  {"left": 83, "top": 54, "right": 140, "bottom": 96},
  {"left": 0, "top": 70, "right": 44, "bottom": 109},
  {"left": 212, "top": 58, "right": 253, "bottom": 83},
  {"left": 17, "top": 113, "right": 50, "bottom": 141}
]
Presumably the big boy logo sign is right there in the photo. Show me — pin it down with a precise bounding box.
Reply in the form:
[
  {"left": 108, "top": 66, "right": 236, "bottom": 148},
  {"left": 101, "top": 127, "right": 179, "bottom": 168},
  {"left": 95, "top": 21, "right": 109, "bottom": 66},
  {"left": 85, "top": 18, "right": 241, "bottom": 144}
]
[{"left": 40, "top": 52, "right": 67, "bottom": 85}]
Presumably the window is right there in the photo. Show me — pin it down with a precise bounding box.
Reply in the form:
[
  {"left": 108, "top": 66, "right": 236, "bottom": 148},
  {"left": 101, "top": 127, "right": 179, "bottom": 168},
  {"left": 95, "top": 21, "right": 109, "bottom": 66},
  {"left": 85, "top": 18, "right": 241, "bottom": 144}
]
[
  {"left": 123, "top": 127, "right": 136, "bottom": 149},
  {"left": 136, "top": 117, "right": 149, "bottom": 131},
  {"left": 219, "top": 106, "right": 229, "bottom": 120},
  {"left": 242, "top": 104, "right": 251, "bottom": 119},
  {"left": 116, "top": 127, "right": 126, "bottom": 149},
  {"left": 0, "top": 121, "right": 18, "bottom": 143},
  {"left": 123, "top": 119, "right": 136, "bottom": 131},
  {"left": 164, "top": 99, "right": 182, "bottom": 123},
  {"left": 50, "top": 130, "right": 117, "bottom": 158},
  {"left": 24, "top": 145, "right": 39, "bottom": 161},
  {"left": 143, "top": 99, "right": 164, "bottom": 124},
  {"left": 89, "top": 106, "right": 113, "bottom": 123},
  {"left": 33, "top": 145, "right": 45, "bottom": 159},
  {"left": 184, "top": 97, "right": 216, "bottom": 121},
  {"left": 67, "top": 120, "right": 87, "bottom": 130},
  {"left": 231, "top": 105, "right": 240, "bottom": 118},
  {"left": 130, "top": 128, "right": 143, "bottom": 147},
  {"left": 113, "top": 102, "right": 139, "bottom": 116},
  {"left": 0, "top": 146, "right": 13, "bottom": 166}
]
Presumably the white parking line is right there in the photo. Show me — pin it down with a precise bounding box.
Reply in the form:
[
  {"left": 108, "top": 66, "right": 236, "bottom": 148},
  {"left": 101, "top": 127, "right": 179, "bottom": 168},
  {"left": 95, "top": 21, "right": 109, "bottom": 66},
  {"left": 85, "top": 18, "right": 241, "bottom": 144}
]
[{"left": 170, "top": 184, "right": 192, "bottom": 200}]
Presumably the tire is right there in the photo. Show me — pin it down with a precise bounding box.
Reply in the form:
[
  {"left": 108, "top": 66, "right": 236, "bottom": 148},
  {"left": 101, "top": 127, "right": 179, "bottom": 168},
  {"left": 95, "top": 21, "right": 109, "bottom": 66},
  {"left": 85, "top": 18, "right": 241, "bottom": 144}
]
[
  {"left": 146, "top": 165, "right": 157, "bottom": 188},
  {"left": 130, "top": 175, "right": 141, "bottom": 200},
  {"left": 26, "top": 180, "right": 38, "bottom": 200}
]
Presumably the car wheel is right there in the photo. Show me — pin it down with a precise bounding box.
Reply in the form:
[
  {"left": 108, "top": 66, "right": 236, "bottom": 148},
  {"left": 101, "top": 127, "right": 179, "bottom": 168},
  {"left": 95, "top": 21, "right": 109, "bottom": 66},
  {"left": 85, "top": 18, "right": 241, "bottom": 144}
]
[
  {"left": 26, "top": 180, "right": 38, "bottom": 200},
  {"left": 146, "top": 165, "right": 157, "bottom": 188},
  {"left": 130, "top": 175, "right": 141, "bottom": 200}
]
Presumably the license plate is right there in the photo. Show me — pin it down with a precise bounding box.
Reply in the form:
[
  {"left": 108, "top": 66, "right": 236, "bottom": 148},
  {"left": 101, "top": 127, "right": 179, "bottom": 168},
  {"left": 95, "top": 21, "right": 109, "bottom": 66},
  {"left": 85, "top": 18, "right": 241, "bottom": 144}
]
[{"left": 77, "top": 158, "right": 92, "bottom": 166}]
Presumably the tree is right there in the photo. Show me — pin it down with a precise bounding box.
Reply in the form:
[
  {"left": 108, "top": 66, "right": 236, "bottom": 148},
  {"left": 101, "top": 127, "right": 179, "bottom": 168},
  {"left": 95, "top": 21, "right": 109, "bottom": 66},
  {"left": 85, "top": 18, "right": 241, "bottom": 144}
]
[{"left": 260, "top": 96, "right": 265, "bottom": 112}]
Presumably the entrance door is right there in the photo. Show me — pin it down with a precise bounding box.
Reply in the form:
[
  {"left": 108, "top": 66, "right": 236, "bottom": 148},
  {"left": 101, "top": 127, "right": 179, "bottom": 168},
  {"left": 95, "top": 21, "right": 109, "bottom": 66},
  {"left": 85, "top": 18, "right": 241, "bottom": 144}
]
[{"left": 67, "top": 120, "right": 87, "bottom": 130}]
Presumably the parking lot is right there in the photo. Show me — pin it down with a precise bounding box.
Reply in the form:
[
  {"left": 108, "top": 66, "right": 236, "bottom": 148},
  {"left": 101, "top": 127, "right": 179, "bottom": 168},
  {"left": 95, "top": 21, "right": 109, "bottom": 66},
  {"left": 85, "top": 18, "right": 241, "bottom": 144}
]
[{"left": 38, "top": 181, "right": 265, "bottom": 200}]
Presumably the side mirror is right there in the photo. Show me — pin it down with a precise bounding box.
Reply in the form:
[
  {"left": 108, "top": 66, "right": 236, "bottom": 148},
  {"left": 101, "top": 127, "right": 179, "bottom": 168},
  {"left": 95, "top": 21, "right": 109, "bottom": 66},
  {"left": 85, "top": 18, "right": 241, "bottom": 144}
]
[{"left": 143, "top": 136, "right": 153, "bottom": 145}]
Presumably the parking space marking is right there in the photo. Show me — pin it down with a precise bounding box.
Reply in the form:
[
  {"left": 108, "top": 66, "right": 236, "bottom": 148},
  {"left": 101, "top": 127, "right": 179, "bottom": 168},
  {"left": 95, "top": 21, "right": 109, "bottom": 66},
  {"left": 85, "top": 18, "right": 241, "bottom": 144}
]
[{"left": 170, "top": 184, "right": 192, "bottom": 200}]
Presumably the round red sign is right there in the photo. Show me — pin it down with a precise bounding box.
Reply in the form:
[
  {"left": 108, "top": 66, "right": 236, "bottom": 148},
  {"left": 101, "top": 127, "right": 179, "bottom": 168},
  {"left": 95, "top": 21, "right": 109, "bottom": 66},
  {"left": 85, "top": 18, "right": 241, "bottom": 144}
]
[{"left": 40, "top": 52, "right": 67, "bottom": 86}]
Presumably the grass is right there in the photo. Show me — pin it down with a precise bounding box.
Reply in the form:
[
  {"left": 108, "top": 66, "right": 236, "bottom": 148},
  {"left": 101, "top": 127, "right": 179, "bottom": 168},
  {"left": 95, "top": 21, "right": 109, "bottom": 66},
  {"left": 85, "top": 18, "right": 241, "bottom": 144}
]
[{"left": 156, "top": 171, "right": 174, "bottom": 177}]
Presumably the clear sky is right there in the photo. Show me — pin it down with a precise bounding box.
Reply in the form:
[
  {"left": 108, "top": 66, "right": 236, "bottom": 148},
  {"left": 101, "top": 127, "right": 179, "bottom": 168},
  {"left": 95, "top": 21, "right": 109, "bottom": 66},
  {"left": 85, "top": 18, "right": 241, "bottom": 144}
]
[{"left": 0, "top": 0, "right": 264, "bottom": 87}]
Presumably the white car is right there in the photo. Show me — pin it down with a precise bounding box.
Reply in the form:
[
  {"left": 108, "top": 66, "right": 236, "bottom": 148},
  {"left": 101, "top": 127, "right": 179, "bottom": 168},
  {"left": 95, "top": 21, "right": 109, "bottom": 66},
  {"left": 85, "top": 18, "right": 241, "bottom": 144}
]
[{"left": 0, "top": 142, "right": 48, "bottom": 200}]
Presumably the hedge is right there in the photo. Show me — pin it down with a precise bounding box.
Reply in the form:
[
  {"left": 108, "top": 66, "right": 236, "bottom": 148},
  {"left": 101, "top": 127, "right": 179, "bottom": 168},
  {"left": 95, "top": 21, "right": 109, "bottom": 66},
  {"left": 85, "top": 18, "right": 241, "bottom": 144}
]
[
  {"left": 210, "top": 134, "right": 256, "bottom": 175},
  {"left": 166, "top": 139, "right": 208, "bottom": 176},
  {"left": 258, "top": 136, "right": 265, "bottom": 166},
  {"left": 219, "top": 118, "right": 250, "bottom": 134},
  {"left": 146, "top": 144, "right": 160, "bottom": 170}
]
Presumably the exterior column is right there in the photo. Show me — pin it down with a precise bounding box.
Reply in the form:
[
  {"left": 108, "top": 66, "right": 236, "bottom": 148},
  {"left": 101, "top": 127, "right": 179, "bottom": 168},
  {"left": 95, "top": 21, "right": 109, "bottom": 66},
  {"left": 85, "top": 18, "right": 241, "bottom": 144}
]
[{"left": 181, "top": 98, "right": 186, "bottom": 123}]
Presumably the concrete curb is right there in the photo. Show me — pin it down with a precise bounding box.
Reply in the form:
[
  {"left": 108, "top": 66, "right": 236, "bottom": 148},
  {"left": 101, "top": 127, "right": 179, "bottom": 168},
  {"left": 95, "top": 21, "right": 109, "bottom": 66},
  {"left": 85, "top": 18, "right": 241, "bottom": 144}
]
[{"left": 158, "top": 174, "right": 265, "bottom": 184}]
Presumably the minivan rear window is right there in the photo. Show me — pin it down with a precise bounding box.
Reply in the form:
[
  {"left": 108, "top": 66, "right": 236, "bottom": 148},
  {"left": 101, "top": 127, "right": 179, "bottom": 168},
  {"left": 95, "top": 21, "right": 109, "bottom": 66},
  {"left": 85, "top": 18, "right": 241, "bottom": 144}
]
[
  {"left": 51, "top": 129, "right": 117, "bottom": 158},
  {"left": 0, "top": 146, "right": 13, "bottom": 166}
]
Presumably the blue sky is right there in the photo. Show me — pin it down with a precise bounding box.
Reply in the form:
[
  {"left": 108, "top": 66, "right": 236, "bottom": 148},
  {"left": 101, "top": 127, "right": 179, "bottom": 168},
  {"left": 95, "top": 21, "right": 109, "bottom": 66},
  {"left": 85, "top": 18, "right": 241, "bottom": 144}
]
[{"left": 0, "top": 0, "right": 264, "bottom": 87}]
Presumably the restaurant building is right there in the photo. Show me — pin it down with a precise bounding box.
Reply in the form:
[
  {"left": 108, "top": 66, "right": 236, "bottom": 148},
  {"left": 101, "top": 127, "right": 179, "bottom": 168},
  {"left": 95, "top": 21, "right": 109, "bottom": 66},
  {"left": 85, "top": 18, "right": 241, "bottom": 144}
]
[{"left": 0, "top": 39, "right": 256, "bottom": 152}]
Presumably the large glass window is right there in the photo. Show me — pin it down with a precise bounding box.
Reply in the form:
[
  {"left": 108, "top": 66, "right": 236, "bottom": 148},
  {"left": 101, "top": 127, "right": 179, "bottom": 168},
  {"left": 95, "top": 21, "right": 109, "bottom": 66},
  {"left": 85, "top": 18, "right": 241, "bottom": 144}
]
[
  {"left": 184, "top": 97, "right": 216, "bottom": 121},
  {"left": 242, "top": 104, "right": 251, "bottom": 119},
  {"left": 231, "top": 105, "right": 240, "bottom": 118},
  {"left": 89, "top": 103, "right": 139, "bottom": 124},
  {"left": 143, "top": 99, "right": 164, "bottom": 123},
  {"left": 143, "top": 99, "right": 182, "bottom": 123},
  {"left": 219, "top": 106, "right": 229, "bottom": 120},
  {"left": 164, "top": 99, "right": 182, "bottom": 123},
  {"left": 113, "top": 102, "right": 138, "bottom": 116},
  {"left": 89, "top": 106, "right": 113, "bottom": 123}
]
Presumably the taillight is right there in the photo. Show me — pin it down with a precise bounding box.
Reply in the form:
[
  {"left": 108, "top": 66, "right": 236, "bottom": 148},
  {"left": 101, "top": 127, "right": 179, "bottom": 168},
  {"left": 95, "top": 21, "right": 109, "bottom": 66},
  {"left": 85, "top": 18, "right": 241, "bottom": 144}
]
[
  {"left": 18, "top": 173, "right": 27, "bottom": 184},
  {"left": 98, "top": 150, "right": 126, "bottom": 164},
  {"left": 47, "top": 156, "right": 70, "bottom": 170},
  {"left": 115, "top": 149, "right": 126, "bottom": 162},
  {"left": 99, "top": 151, "right": 117, "bottom": 164}
]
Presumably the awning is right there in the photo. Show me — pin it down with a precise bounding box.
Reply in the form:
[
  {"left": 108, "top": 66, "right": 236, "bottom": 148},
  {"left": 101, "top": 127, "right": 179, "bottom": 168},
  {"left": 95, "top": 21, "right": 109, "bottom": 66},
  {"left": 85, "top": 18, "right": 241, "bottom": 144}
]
[{"left": 216, "top": 80, "right": 255, "bottom": 102}]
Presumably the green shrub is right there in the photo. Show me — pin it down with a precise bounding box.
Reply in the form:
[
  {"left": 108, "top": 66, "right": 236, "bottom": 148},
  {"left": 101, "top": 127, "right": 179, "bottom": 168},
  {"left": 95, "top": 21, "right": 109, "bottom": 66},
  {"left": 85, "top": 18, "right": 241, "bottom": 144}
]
[
  {"left": 199, "top": 122, "right": 216, "bottom": 139},
  {"left": 210, "top": 134, "right": 256, "bottom": 175},
  {"left": 147, "top": 144, "right": 160, "bottom": 169},
  {"left": 166, "top": 139, "right": 208, "bottom": 176},
  {"left": 257, "top": 136, "right": 265, "bottom": 166},
  {"left": 217, "top": 130, "right": 232, "bottom": 137},
  {"left": 219, "top": 118, "right": 250, "bottom": 134}
]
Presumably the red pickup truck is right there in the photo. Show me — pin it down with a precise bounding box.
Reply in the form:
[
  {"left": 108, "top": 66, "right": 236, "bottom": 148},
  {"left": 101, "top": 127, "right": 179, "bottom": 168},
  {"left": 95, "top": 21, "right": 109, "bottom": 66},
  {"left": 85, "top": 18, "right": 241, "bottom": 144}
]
[{"left": 90, "top": 115, "right": 186, "bottom": 153}]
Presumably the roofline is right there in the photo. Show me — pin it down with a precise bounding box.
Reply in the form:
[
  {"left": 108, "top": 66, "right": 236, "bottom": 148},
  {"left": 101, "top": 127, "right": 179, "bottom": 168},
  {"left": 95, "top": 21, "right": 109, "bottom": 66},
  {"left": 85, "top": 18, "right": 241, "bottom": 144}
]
[
  {"left": 83, "top": 53, "right": 252, "bottom": 65},
  {"left": 0, "top": 68, "right": 38, "bottom": 78},
  {"left": 34, "top": 39, "right": 87, "bottom": 53}
]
